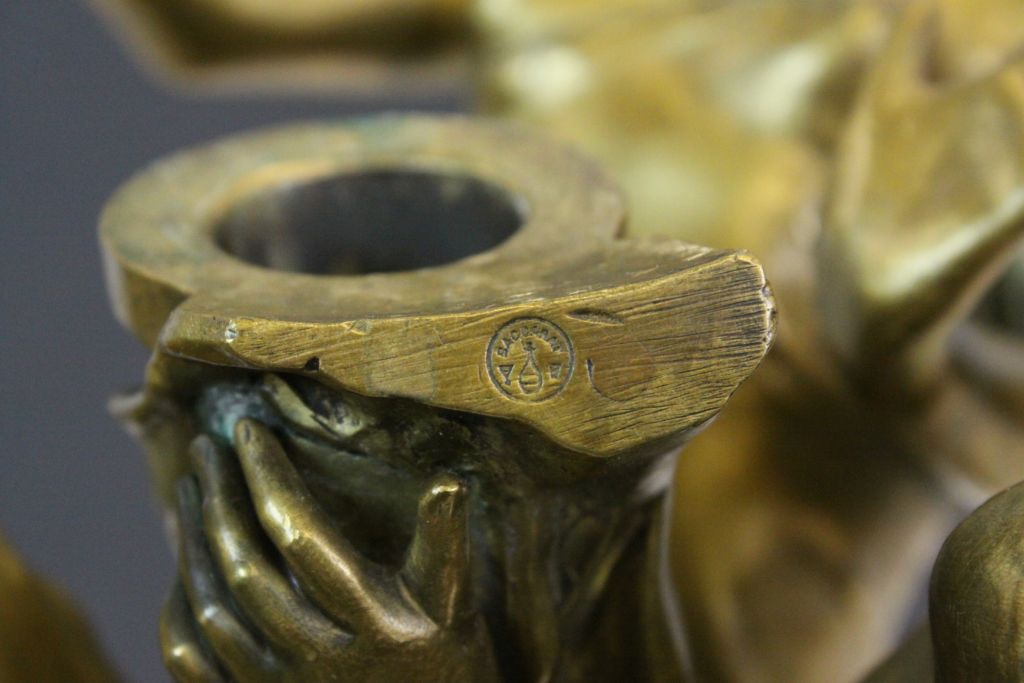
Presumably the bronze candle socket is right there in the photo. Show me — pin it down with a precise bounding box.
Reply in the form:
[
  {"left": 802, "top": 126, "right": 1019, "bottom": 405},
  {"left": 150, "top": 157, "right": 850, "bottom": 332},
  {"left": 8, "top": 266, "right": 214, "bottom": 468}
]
[
  {"left": 100, "top": 115, "right": 774, "bottom": 682},
  {"left": 66, "top": 1, "right": 1024, "bottom": 679}
]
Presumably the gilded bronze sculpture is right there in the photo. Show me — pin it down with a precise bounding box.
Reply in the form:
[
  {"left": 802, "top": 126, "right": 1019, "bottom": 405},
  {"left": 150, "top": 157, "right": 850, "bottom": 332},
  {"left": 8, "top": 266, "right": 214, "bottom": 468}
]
[
  {"left": 100, "top": 116, "right": 774, "bottom": 681},
  {"left": 3, "top": 0, "right": 1024, "bottom": 681}
]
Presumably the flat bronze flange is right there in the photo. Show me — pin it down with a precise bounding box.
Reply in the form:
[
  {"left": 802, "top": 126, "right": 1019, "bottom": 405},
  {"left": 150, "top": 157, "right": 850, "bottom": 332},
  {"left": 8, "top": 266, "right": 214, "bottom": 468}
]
[
  {"left": 89, "top": 0, "right": 469, "bottom": 92},
  {"left": 102, "top": 115, "right": 774, "bottom": 458}
]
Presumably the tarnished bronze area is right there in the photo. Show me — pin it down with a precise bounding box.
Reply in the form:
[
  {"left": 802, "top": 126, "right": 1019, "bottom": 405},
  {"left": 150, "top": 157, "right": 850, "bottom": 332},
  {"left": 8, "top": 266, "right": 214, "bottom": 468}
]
[{"left": 102, "top": 115, "right": 774, "bottom": 681}]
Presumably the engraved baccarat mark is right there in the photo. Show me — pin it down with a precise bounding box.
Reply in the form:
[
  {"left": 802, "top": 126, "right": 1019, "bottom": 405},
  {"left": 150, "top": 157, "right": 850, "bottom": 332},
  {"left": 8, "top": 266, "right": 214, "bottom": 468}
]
[{"left": 486, "top": 317, "right": 575, "bottom": 402}]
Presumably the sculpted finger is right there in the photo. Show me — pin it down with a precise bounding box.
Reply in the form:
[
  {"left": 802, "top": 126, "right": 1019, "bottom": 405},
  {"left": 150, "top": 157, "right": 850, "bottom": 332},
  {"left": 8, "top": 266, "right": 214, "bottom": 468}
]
[
  {"left": 402, "top": 474, "right": 473, "bottom": 626},
  {"left": 160, "top": 582, "right": 225, "bottom": 683},
  {"left": 191, "top": 435, "right": 351, "bottom": 653},
  {"left": 233, "top": 419, "right": 416, "bottom": 632},
  {"left": 177, "top": 477, "right": 275, "bottom": 681}
]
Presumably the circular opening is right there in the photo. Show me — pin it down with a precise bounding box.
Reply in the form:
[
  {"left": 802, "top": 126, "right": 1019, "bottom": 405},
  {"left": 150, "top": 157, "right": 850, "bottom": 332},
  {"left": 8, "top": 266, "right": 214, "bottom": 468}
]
[{"left": 216, "top": 170, "right": 524, "bottom": 275}]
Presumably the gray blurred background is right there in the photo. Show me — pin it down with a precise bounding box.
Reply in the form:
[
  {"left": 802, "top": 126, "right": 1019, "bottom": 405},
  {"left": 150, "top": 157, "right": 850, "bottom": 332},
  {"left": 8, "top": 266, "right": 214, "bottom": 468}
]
[{"left": 0, "top": 2, "right": 453, "bottom": 679}]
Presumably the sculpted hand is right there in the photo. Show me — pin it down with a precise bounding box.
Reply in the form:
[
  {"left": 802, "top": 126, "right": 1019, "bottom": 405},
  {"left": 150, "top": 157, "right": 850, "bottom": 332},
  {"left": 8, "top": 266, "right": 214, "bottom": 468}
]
[{"left": 160, "top": 419, "right": 498, "bottom": 683}]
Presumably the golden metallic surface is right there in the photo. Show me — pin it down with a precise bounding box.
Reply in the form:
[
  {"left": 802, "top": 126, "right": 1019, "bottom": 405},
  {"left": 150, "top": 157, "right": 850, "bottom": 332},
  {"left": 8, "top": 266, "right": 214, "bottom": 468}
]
[
  {"left": 665, "top": 4, "right": 1024, "bottom": 681},
  {"left": 102, "top": 115, "right": 775, "bottom": 681},
  {"left": 473, "top": 0, "right": 894, "bottom": 247},
  {"left": 929, "top": 480, "right": 1024, "bottom": 683},
  {"left": 88, "top": 0, "right": 471, "bottom": 92},
  {"left": 474, "top": 1, "right": 1024, "bottom": 681},
  {"left": 102, "top": 116, "right": 773, "bottom": 458},
  {"left": 473, "top": 2, "right": 1024, "bottom": 681},
  {"left": 0, "top": 534, "right": 120, "bottom": 683},
  {"left": 82, "top": 0, "right": 1024, "bottom": 679}
]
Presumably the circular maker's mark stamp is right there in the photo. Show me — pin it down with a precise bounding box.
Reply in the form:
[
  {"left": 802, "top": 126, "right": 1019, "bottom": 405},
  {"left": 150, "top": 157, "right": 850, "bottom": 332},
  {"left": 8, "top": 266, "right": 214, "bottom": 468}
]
[{"left": 486, "top": 317, "right": 575, "bottom": 402}]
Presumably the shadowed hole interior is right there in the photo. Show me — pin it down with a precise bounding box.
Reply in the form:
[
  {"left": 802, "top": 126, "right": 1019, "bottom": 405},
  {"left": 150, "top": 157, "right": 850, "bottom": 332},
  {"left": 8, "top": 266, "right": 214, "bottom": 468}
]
[{"left": 216, "top": 169, "right": 523, "bottom": 275}]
